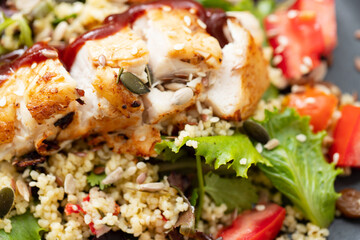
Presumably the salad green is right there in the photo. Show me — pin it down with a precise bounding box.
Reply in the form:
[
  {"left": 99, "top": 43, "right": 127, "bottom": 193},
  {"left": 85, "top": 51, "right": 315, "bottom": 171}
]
[
  {"left": 0, "top": 212, "right": 44, "bottom": 240},
  {"left": 258, "top": 108, "right": 342, "bottom": 228}
]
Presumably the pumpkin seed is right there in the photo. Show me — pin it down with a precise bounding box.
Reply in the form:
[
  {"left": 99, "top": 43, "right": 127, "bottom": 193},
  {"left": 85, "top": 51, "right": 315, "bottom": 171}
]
[
  {"left": 243, "top": 120, "right": 270, "bottom": 144},
  {"left": 145, "top": 65, "right": 153, "bottom": 87},
  {"left": 0, "top": 187, "right": 15, "bottom": 218},
  {"left": 120, "top": 72, "right": 150, "bottom": 95},
  {"left": 116, "top": 67, "right": 124, "bottom": 84}
]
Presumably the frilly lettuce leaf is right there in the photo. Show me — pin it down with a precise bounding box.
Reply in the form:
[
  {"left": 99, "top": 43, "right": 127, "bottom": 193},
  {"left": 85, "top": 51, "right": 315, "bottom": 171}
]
[
  {"left": 204, "top": 173, "right": 258, "bottom": 211},
  {"left": 0, "top": 212, "right": 45, "bottom": 240},
  {"left": 155, "top": 133, "right": 271, "bottom": 178},
  {"left": 258, "top": 108, "right": 342, "bottom": 228}
]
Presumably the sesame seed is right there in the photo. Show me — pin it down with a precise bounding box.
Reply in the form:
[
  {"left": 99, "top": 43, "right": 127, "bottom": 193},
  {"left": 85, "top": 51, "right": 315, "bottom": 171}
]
[
  {"left": 130, "top": 47, "right": 138, "bottom": 55},
  {"left": 256, "top": 143, "right": 263, "bottom": 153},
  {"left": 173, "top": 43, "right": 185, "bottom": 50},
  {"left": 305, "top": 97, "right": 316, "bottom": 104},
  {"left": 162, "top": 6, "right": 171, "bottom": 12},
  {"left": 274, "top": 45, "right": 285, "bottom": 54},
  {"left": 267, "top": 14, "right": 278, "bottom": 23},
  {"left": 277, "top": 35, "right": 289, "bottom": 46},
  {"left": 41, "top": 49, "right": 58, "bottom": 59},
  {"left": 255, "top": 205, "right": 266, "bottom": 211},
  {"left": 264, "top": 138, "right": 280, "bottom": 150},
  {"left": 291, "top": 85, "right": 306, "bottom": 93},
  {"left": 197, "top": 19, "right": 207, "bottom": 29},
  {"left": 31, "top": 62, "right": 37, "bottom": 69},
  {"left": 296, "top": 134, "right": 307, "bottom": 142},
  {"left": 240, "top": 158, "right": 247, "bottom": 165},
  {"left": 266, "top": 29, "right": 279, "bottom": 38},
  {"left": 98, "top": 55, "right": 106, "bottom": 67},
  {"left": 333, "top": 153, "right": 340, "bottom": 165},
  {"left": 0, "top": 96, "right": 6, "bottom": 107},
  {"left": 210, "top": 117, "right": 220, "bottom": 123},
  {"left": 300, "top": 64, "right": 310, "bottom": 74},
  {"left": 183, "top": 26, "right": 192, "bottom": 34},
  {"left": 272, "top": 55, "right": 283, "bottom": 65},
  {"left": 184, "top": 16, "right": 191, "bottom": 26},
  {"left": 287, "top": 10, "right": 299, "bottom": 19},
  {"left": 190, "top": 8, "right": 196, "bottom": 14},
  {"left": 303, "top": 56, "right": 313, "bottom": 67}
]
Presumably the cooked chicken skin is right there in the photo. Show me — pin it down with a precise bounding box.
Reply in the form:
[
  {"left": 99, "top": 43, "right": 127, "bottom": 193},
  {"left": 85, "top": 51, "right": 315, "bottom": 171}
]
[
  {"left": 205, "top": 18, "right": 270, "bottom": 120},
  {"left": 0, "top": 44, "right": 78, "bottom": 160}
]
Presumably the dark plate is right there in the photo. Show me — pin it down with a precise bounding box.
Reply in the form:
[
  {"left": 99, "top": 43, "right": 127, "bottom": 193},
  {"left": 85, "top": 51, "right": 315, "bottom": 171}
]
[{"left": 326, "top": 0, "right": 360, "bottom": 239}]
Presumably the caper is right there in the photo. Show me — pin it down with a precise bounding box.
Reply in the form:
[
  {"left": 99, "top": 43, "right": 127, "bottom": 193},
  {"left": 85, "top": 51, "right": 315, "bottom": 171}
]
[
  {"left": 0, "top": 187, "right": 15, "bottom": 219},
  {"left": 120, "top": 72, "right": 150, "bottom": 95},
  {"left": 243, "top": 120, "right": 270, "bottom": 144},
  {"left": 336, "top": 188, "right": 360, "bottom": 218}
]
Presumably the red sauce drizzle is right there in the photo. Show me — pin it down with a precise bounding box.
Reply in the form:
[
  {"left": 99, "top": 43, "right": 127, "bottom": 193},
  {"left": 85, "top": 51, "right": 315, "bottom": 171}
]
[
  {"left": 62, "top": 0, "right": 228, "bottom": 70},
  {"left": 0, "top": 42, "right": 57, "bottom": 86}
]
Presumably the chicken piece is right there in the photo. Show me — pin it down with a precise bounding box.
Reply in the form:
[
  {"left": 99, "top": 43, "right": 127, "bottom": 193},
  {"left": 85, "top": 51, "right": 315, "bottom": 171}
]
[
  {"left": 65, "top": 26, "right": 161, "bottom": 154},
  {"left": 205, "top": 18, "right": 270, "bottom": 121},
  {"left": 132, "top": 8, "right": 222, "bottom": 79},
  {"left": 226, "top": 11, "right": 264, "bottom": 46},
  {"left": 131, "top": 8, "right": 221, "bottom": 123},
  {"left": 143, "top": 82, "right": 201, "bottom": 124},
  {"left": 0, "top": 43, "right": 78, "bottom": 160}
]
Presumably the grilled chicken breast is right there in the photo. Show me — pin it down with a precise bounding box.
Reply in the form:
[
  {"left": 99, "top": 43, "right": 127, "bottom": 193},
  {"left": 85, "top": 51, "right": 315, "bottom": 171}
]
[
  {"left": 0, "top": 43, "right": 78, "bottom": 160},
  {"left": 0, "top": 1, "right": 270, "bottom": 160},
  {"left": 132, "top": 8, "right": 221, "bottom": 123},
  {"left": 205, "top": 18, "right": 270, "bottom": 120}
]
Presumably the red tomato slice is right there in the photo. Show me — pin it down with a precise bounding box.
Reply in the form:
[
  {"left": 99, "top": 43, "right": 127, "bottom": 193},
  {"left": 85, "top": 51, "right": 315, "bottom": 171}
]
[
  {"left": 217, "top": 204, "right": 286, "bottom": 240},
  {"left": 286, "top": 87, "right": 338, "bottom": 132},
  {"left": 329, "top": 105, "right": 360, "bottom": 167},
  {"left": 292, "top": 0, "right": 337, "bottom": 54},
  {"left": 265, "top": 10, "right": 325, "bottom": 79}
]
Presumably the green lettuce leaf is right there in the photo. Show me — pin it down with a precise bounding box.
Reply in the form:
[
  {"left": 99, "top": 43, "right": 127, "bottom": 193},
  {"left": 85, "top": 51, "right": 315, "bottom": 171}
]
[
  {"left": 0, "top": 212, "right": 45, "bottom": 240},
  {"left": 87, "top": 172, "right": 110, "bottom": 190},
  {"left": 204, "top": 173, "right": 258, "bottom": 211},
  {"left": 258, "top": 108, "right": 342, "bottom": 227},
  {"left": 156, "top": 133, "right": 271, "bottom": 178}
]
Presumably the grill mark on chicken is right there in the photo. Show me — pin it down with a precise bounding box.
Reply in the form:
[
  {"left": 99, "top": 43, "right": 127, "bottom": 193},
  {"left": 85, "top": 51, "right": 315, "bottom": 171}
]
[
  {"left": 54, "top": 112, "right": 75, "bottom": 129},
  {"left": 13, "top": 151, "right": 48, "bottom": 168}
]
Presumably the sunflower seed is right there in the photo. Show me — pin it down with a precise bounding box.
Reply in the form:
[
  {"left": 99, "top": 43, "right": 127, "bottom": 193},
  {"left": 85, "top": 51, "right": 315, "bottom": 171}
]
[
  {"left": 136, "top": 173, "right": 147, "bottom": 184},
  {"left": 93, "top": 166, "right": 105, "bottom": 175},
  {"left": 98, "top": 55, "right": 106, "bottom": 67},
  {"left": 145, "top": 65, "right": 153, "bottom": 87},
  {"left": 164, "top": 83, "right": 186, "bottom": 91},
  {"left": 0, "top": 187, "right": 14, "bottom": 218},
  {"left": 101, "top": 167, "right": 123, "bottom": 185},
  {"left": 138, "top": 182, "right": 165, "bottom": 192},
  {"left": 120, "top": 72, "right": 150, "bottom": 95},
  {"left": 16, "top": 179, "right": 30, "bottom": 202},
  {"left": 41, "top": 49, "right": 58, "bottom": 59},
  {"left": 171, "top": 87, "right": 194, "bottom": 106},
  {"left": 64, "top": 174, "right": 76, "bottom": 194},
  {"left": 243, "top": 120, "right": 270, "bottom": 144},
  {"left": 264, "top": 138, "right": 280, "bottom": 150}
]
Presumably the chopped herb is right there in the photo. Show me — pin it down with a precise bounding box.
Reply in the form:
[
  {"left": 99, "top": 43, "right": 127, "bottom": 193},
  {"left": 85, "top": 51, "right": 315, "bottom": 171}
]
[
  {"left": 87, "top": 172, "right": 110, "bottom": 190},
  {"left": 52, "top": 13, "right": 77, "bottom": 26}
]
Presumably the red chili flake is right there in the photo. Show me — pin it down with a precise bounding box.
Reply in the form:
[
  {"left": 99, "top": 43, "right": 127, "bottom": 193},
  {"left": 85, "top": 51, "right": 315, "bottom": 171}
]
[
  {"left": 76, "top": 88, "right": 85, "bottom": 97},
  {"left": 83, "top": 195, "right": 90, "bottom": 202},
  {"left": 89, "top": 222, "right": 96, "bottom": 235},
  {"left": 114, "top": 204, "right": 120, "bottom": 216},
  {"left": 64, "top": 203, "right": 84, "bottom": 215},
  {"left": 161, "top": 213, "right": 168, "bottom": 222}
]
